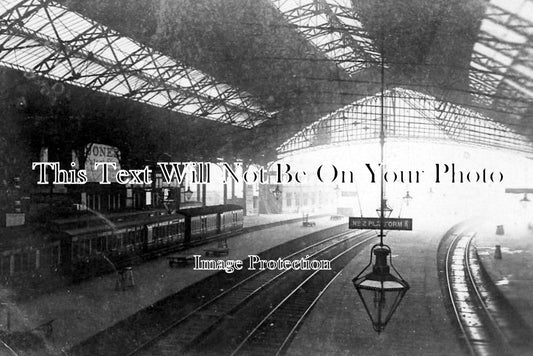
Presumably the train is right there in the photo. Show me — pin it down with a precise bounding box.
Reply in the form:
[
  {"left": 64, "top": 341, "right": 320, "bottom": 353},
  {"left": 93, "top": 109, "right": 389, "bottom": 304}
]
[{"left": 0, "top": 204, "right": 244, "bottom": 286}]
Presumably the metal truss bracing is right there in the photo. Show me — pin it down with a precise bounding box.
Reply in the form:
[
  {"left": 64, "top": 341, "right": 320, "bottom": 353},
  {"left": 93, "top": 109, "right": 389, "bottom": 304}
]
[
  {"left": 0, "top": 0, "right": 273, "bottom": 128},
  {"left": 277, "top": 87, "right": 533, "bottom": 155},
  {"left": 469, "top": 0, "right": 533, "bottom": 120},
  {"left": 270, "top": 0, "right": 381, "bottom": 75}
]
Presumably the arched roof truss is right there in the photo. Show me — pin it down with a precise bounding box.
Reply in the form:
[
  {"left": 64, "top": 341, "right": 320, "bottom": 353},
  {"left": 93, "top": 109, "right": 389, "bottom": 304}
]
[
  {"left": 0, "top": 0, "right": 273, "bottom": 128},
  {"left": 277, "top": 88, "right": 533, "bottom": 155},
  {"left": 270, "top": 0, "right": 381, "bottom": 75},
  {"left": 469, "top": 0, "right": 533, "bottom": 120}
]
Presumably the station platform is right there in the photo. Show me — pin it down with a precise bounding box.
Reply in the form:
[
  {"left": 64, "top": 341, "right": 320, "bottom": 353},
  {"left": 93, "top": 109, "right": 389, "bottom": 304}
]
[
  {"left": 287, "top": 216, "right": 467, "bottom": 356},
  {"left": 472, "top": 218, "right": 533, "bottom": 332},
  {"left": 0, "top": 213, "right": 344, "bottom": 353},
  {"left": 288, "top": 214, "right": 533, "bottom": 355}
]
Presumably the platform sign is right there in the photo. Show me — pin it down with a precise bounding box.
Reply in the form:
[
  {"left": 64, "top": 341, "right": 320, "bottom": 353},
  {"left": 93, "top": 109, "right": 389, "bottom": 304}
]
[{"left": 349, "top": 217, "right": 413, "bottom": 231}]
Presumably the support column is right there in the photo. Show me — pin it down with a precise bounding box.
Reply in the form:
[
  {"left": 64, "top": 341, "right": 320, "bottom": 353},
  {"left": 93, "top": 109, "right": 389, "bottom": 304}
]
[
  {"left": 197, "top": 183, "right": 201, "bottom": 202},
  {"left": 223, "top": 180, "right": 228, "bottom": 205}
]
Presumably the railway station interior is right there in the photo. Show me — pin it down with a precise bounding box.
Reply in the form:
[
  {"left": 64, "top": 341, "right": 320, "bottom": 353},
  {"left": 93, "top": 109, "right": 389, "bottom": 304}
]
[{"left": 0, "top": 0, "right": 533, "bottom": 355}]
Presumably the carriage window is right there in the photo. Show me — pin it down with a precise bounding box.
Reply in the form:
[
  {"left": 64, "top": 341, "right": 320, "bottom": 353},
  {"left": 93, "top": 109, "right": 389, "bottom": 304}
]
[
  {"left": 84, "top": 239, "right": 91, "bottom": 256},
  {"left": 72, "top": 243, "right": 78, "bottom": 259},
  {"left": 109, "top": 234, "right": 121, "bottom": 251},
  {"left": 40, "top": 247, "right": 49, "bottom": 269},
  {"left": 129, "top": 230, "right": 136, "bottom": 245},
  {"left": 53, "top": 245, "right": 60, "bottom": 267},
  {"left": 0, "top": 255, "right": 9, "bottom": 276},
  {"left": 201, "top": 217, "right": 207, "bottom": 231},
  {"left": 92, "top": 236, "right": 104, "bottom": 253},
  {"left": 13, "top": 254, "right": 21, "bottom": 273},
  {"left": 21, "top": 251, "right": 32, "bottom": 272}
]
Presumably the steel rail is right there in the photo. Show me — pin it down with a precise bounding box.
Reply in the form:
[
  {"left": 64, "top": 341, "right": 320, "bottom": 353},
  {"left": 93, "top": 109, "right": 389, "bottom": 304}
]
[
  {"left": 230, "top": 233, "right": 376, "bottom": 356},
  {"left": 128, "top": 229, "right": 370, "bottom": 355},
  {"left": 445, "top": 231, "right": 511, "bottom": 356}
]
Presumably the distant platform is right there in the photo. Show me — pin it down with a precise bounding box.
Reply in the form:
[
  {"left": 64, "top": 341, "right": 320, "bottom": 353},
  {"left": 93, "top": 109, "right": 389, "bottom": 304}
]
[{"left": 473, "top": 220, "right": 533, "bottom": 332}]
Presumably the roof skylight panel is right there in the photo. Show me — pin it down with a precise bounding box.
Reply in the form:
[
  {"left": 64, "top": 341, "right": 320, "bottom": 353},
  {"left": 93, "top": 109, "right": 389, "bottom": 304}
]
[
  {"left": 100, "top": 77, "right": 128, "bottom": 94},
  {"left": 206, "top": 111, "right": 227, "bottom": 121},
  {"left": 474, "top": 43, "right": 513, "bottom": 69},
  {"left": 471, "top": 59, "right": 504, "bottom": 81},
  {"left": 491, "top": 0, "right": 530, "bottom": 17},
  {"left": 76, "top": 62, "right": 106, "bottom": 83},
  {"left": 15, "top": 44, "right": 53, "bottom": 66},
  {"left": 230, "top": 112, "right": 249, "bottom": 124},
  {"left": 138, "top": 90, "right": 160, "bottom": 103},
  {"left": 148, "top": 92, "right": 168, "bottom": 106},
  {"left": 185, "top": 69, "right": 205, "bottom": 87},
  {"left": 113, "top": 37, "right": 139, "bottom": 57},
  {"left": 47, "top": 60, "right": 73, "bottom": 77},
  {"left": 165, "top": 89, "right": 186, "bottom": 104},
  {"left": 0, "top": 0, "right": 20, "bottom": 14},
  {"left": 274, "top": 0, "right": 301, "bottom": 13},
  {"left": 46, "top": 7, "right": 75, "bottom": 35},
  {"left": 470, "top": 76, "right": 498, "bottom": 95},
  {"left": 92, "top": 40, "right": 121, "bottom": 63},
  {"left": 199, "top": 83, "right": 222, "bottom": 99},
  {"left": 23, "top": 10, "right": 50, "bottom": 33},
  {"left": 503, "top": 78, "right": 533, "bottom": 97},
  {"left": 207, "top": 105, "right": 229, "bottom": 117},
  {"left": 337, "top": 16, "right": 362, "bottom": 29},
  {"left": 171, "top": 74, "right": 195, "bottom": 89},
  {"left": 127, "top": 75, "right": 148, "bottom": 91},
  {"left": 149, "top": 54, "right": 173, "bottom": 73},
  {"left": 108, "top": 38, "right": 136, "bottom": 62},
  {"left": 510, "top": 63, "right": 533, "bottom": 81},
  {"left": 311, "top": 33, "right": 334, "bottom": 48},
  {"left": 329, "top": 0, "right": 352, "bottom": 8},
  {"left": 180, "top": 102, "right": 203, "bottom": 115},
  {"left": 59, "top": 11, "right": 92, "bottom": 35},
  {"left": 80, "top": 36, "right": 109, "bottom": 56},
  {"left": 481, "top": 19, "right": 527, "bottom": 45},
  {"left": 328, "top": 46, "right": 351, "bottom": 59}
]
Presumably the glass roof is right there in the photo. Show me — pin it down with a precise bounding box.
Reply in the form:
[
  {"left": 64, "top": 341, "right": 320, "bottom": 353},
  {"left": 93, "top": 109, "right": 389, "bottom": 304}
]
[
  {"left": 469, "top": 0, "right": 533, "bottom": 118},
  {"left": 277, "top": 88, "right": 533, "bottom": 154},
  {"left": 0, "top": 0, "right": 272, "bottom": 128},
  {"left": 270, "top": 0, "right": 381, "bottom": 75}
]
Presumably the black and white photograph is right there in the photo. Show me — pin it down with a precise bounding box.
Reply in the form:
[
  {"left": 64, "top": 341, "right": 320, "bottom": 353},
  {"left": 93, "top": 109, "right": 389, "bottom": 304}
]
[{"left": 0, "top": 0, "right": 533, "bottom": 355}]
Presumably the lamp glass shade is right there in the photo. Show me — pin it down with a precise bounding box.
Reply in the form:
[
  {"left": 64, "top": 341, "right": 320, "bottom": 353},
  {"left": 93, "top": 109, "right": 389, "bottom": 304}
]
[
  {"left": 272, "top": 185, "right": 282, "bottom": 200},
  {"left": 520, "top": 193, "right": 530, "bottom": 209},
  {"left": 353, "top": 245, "right": 409, "bottom": 333},
  {"left": 184, "top": 187, "right": 194, "bottom": 201},
  {"left": 403, "top": 191, "right": 413, "bottom": 206},
  {"left": 376, "top": 199, "right": 393, "bottom": 218}
]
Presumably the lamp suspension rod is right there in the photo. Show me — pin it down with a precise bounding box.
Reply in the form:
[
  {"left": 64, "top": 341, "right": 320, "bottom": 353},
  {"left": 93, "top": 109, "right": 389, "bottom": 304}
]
[{"left": 379, "top": 39, "right": 385, "bottom": 246}]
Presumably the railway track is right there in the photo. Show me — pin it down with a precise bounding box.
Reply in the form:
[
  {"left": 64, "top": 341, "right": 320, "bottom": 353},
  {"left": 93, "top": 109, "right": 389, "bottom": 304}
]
[
  {"left": 230, "top": 233, "right": 370, "bottom": 356},
  {"left": 130, "top": 230, "right": 375, "bottom": 356},
  {"left": 0, "top": 339, "right": 18, "bottom": 356},
  {"left": 443, "top": 230, "right": 511, "bottom": 356}
]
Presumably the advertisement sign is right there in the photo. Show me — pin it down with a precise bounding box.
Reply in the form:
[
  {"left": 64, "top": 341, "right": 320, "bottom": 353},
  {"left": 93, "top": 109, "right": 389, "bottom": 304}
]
[{"left": 85, "top": 143, "right": 121, "bottom": 183}]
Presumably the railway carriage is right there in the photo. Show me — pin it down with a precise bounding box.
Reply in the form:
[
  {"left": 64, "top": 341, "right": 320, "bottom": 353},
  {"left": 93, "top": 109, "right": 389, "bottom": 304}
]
[
  {"left": 60, "top": 212, "right": 186, "bottom": 278},
  {"left": 0, "top": 204, "right": 244, "bottom": 285},
  {"left": 48, "top": 204, "right": 243, "bottom": 280},
  {"left": 0, "top": 239, "right": 61, "bottom": 281},
  {"left": 219, "top": 207, "right": 244, "bottom": 233},
  {"left": 179, "top": 204, "right": 244, "bottom": 245}
]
